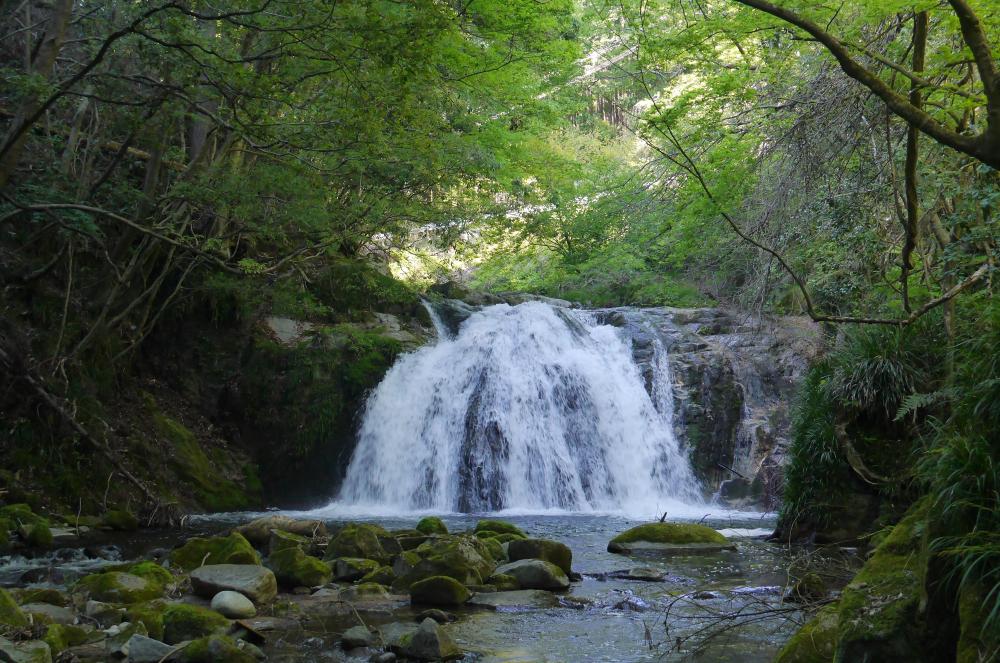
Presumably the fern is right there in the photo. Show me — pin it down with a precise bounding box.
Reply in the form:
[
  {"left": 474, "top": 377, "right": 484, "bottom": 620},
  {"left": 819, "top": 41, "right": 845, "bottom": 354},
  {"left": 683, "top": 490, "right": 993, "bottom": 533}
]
[{"left": 894, "top": 388, "right": 957, "bottom": 422}]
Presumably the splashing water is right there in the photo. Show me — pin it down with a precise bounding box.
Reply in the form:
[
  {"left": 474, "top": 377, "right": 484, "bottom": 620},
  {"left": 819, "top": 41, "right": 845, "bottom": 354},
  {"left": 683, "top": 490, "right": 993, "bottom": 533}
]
[{"left": 326, "top": 301, "right": 704, "bottom": 516}]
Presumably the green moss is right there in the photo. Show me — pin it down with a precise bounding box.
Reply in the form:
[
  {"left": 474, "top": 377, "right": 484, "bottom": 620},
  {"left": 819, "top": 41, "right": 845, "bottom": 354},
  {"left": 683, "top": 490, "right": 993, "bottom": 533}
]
[
  {"left": 162, "top": 604, "right": 229, "bottom": 645},
  {"left": 179, "top": 634, "right": 256, "bottom": 663},
  {"left": 360, "top": 565, "right": 396, "bottom": 586},
  {"left": 128, "top": 601, "right": 167, "bottom": 640},
  {"left": 42, "top": 623, "right": 90, "bottom": 654},
  {"left": 483, "top": 532, "right": 525, "bottom": 544},
  {"left": 325, "top": 523, "right": 390, "bottom": 562},
  {"left": 0, "top": 517, "right": 12, "bottom": 553},
  {"left": 0, "top": 587, "right": 29, "bottom": 628},
  {"left": 410, "top": 576, "right": 471, "bottom": 606},
  {"left": 129, "top": 561, "right": 174, "bottom": 587},
  {"left": 74, "top": 571, "right": 165, "bottom": 603},
  {"left": 23, "top": 521, "right": 53, "bottom": 548},
  {"left": 609, "top": 523, "right": 727, "bottom": 546},
  {"left": 416, "top": 517, "right": 448, "bottom": 535},
  {"left": 339, "top": 582, "right": 389, "bottom": 600},
  {"left": 149, "top": 403, "right": 253, "bottom": 512},
  {"left": 486, "top": 573, "right": 519, "bottom": 591},
  {"left": 268, "top": 547, "right": 332, "bottom": 588},
  {"left": 169, "top": 532, "right": 260, "bottom": 571},
  {"left": 13, "top": 588, "right": 67, "bottom": 607},
  {"left": 102, "top": 510, "right": 139, "bottom": 531},
  {"left": 507, "top": 538, "right": 572, "bottom": 574},
  {"left": 956, "top": 581, "right": 999, "bottom": 663},
  {"left": 330, "top": 557, "right": 381, "bottom": 581},
  {"left": 775, "top": 605, "right": 839, "bottom": 663},
  {"left": 474, "top": 520, "right": 526, "bottom": 538},
  {"left": 480, "top": 537, "right": 505, "bottom": 562},
  {"left": 269, "top": 529, "right": 309, "bottom": 554}
]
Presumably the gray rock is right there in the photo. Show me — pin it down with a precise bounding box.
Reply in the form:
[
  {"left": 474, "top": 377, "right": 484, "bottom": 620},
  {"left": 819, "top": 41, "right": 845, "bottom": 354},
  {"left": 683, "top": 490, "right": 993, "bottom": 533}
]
[
  {"left": 125, "top": 634, "right": 174, "bottom": 663},
  {"left": 416, "top": 608, "right": 454, "bottom": 623},
  {"left": 341, "top": 625, "right": 377, "bottom": 649},
  {"left": 493, "top": 559, "right": 569, "bottom": 590},
  {"left": 234, "top": 515, "right": 327, "bottom": 545},
  {"left": 396, "top": 618, "right": 462, "bottom": 661},
  {"left": 371, "top": 654, "right": 396, "bottom": 663},
  {"left": 85, "top": 600, "right": 124, "bottom": 627},
  {"left": 211, "top": 590, "right": 257, "bottom": 618},
  {"left": 0, "top": 636, "right": 52, "bottom": 663},
  {"left": 466, "top": 590, "right": 560, "bottom": 610},
  {"left": 190, "top": 564, "right": 277, "bottom": 604},
  {"left": 608, "top": 567, "right": 666, "bottom": 581},
  {"left": 19, "top": 603, "right": 76, "bottom": 624}
]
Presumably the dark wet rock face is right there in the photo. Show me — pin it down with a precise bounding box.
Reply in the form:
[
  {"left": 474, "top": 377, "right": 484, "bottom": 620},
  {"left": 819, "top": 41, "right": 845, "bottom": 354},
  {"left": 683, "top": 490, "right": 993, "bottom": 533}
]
[{"left": 595, "top": 307, "right": 819, "bottom": 505}]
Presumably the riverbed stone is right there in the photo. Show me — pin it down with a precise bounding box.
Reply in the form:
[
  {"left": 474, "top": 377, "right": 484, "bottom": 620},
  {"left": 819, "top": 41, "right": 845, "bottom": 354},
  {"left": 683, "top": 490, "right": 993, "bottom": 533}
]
[
  {"left": 170, "top": 532, "right": 260, "bottom": 571},
  {"left": 393, "top": 551, "right": 421, "bottom": 577},
  {"left": 361, "top": 565, "right": 396, "bottom": 586},
  {"left": 410, "top": 576, "right": 471, "bottom": 606},
  {"left": 177, "top": 634, "right": 256, "bottom": 662},
  {"left": 485, "top": 573, "right": 519, "bottom": 591},
  {"left": 211, "top": 591, "right": 256, "bottom": 619},
  {"left": 0, "top": 587, "right": 29, "bottom": 628},
  {"left": 325, "top": 523, "right": 391, "bottom": 563},
  {"left": 473, "top": 520, "right": 526, "bottom": 538},
  {"left": 607, "top": 523, "right": 734, "bottom": 554},
  {"left": 75, "top": 571, "right": 163, "bottom": 604},
  {"left": 507, "top": 538, "right": 572, "bottom": 574},
  {"left": 41, "top": 624, "right": 88, "bottom": 655},
  {"left": 393, "top": 618, "right": 462, "bottom": 661},
  {"left": 85, "top": 600, "right": 125, "bottom": 627},
  {"left": 267, "top": 547, "right": 332, "bottom": 588},
  {"left": 124, "top": 634, "right": 174, "bottom": 663},
  {"left": 467, "top": 590, "right": 560, "bottom": 610},
  {"left": 415, "top": 517, "right": 448, "bottom": 535},
  {"left": 341, "top": 624, "right": 377, "bottom": 649},
  {"left": 268, "top": 529, "right": 310, "bottom": 555},
  {"left": 331, "top": 557, "right": 380, "bottom": 582},
  {"left": 20, "top": 603, "right": 76, "bottom": 625},
  {"left": 338, "top": 583, "right": 391, "bottom": 601},
  {"left": 190, "top": 564, "right": 277, "bottom": 604},
  {"left": 416, "top": 609, "right": 454, "bottom": 623},
  {"left": 493, "top": 559, "right": 569, "bottom": 590},
  {"left": 234, "top": 516, "right": 327, "bottom": 545},
  {"left": 12, "top": 588, "right": 67, "bottom": 607},
  {"left": 0, "top": 636, "right": 52, "bottom": 663},
  {"left": 161, "top": 604, "right": 229, "bottom": 645}
]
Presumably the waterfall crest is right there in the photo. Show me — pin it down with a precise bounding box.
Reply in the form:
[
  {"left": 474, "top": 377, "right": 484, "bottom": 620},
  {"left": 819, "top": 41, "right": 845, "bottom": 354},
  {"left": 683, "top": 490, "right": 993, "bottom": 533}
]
[{"left": 331, "top": 301, "right": 703, "bottom": 515}]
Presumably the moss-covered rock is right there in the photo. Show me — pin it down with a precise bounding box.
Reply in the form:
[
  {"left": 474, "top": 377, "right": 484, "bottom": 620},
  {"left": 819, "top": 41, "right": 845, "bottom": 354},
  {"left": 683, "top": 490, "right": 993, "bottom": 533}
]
[
  {"left": 177, "top": 634, "right": 256, "bottom": 663},
  {"left": 102, "top": 510, "right": 139, "bottom": 531},
  {"left": 169, "top": 532, "right": 260, "bottom": 571},
  {"left": 74, "top": 571, "right": 164, "bottom": 603},
  {"left": 394, "top": 536, "right": 495, "bottom": 591},
  {"left": 268, "top": 529, "right": 310, "bottom": 555},
  {"left": 483, "top": 532, "right": 526, "bottom": 544},
  {"left": 21, "top": 522, "right": 53, "bottom": 548},
  {"left": 129, "top": 561, "right": 174, "bottom": 587},
  {"left": 0, "top": 637, "right": 52, "bottom": 663},
  {"left": 507, "top": 538, "right": 572, "bottom": 574},
  {"left": 480, "top": 537, "right": 505, "bottom": 562},
  {"left": 339, "top": 583, "right": 390, "bottom": 600},
  {"left": 162, "top": 604, "right": 229, "bottom": 644},
  {"left": 607, "top": 523, "right": 732, "bottom": 554},
  {"left": 783, "top": 572, "right": 828, "bottom": 604},
  {"left": 410, "top": 576, "right": 471, "bottom": 606},
  {"left": 127, "top": 600, "right": 167, "bottom": 640},
  {"left": 41, "top": 624, "right": 89, "bottom": 654},
  {"left": 485, "top": 573, "right": 519, "bottom": 591},
  {"left": 834, "top": 500, "right": 929, "bottom": 662},
  {"left": 331, "top": 557, "right": 381, "bottom": 582},
  {"left": 775, "top": 605, "right": 839, "bottom": 663},
  {"left": 325, "top": 523, "right": 391, "bottom": 562},
  {"left": 415, "top": 517, "right": 448, "bottom": 535},
  {"left": 235, "top": 516, "right": 326, "bottom": 545},
  {"left": 12, "top": 589, "right": 67, "bottom": 607},
  {"left": 956, "top": 580, "right": 999, "bottom": 663},
  {"left": 0, "top": 587, "right": 29, "bottom": 628},
  {"left": 493, "top": 559, "right": 569, "bottom": 590},
  {"left": 361, "top": 565, "right": 396, "bottom": 586},
  {"left": 474, "top": 520, "right": 526, "bottom": 538},
  {"left": 0, "top": 517, "right": 13, "bottom": 553},
  {"left": 268, "top": 547, "right": 332, "bottom": 588}
]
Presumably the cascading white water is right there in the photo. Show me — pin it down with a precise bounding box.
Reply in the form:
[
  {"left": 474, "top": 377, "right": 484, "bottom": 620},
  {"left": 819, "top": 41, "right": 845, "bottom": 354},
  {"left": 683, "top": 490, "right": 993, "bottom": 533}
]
[{"left": 330, "top": 301, "right": 704, "bottom": 515}]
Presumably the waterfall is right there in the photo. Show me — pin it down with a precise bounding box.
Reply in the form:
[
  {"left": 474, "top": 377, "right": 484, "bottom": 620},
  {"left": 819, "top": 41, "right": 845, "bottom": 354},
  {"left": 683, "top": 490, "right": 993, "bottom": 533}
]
[{"left": 330, "top": 301, "right": 704, "bottom": 515}]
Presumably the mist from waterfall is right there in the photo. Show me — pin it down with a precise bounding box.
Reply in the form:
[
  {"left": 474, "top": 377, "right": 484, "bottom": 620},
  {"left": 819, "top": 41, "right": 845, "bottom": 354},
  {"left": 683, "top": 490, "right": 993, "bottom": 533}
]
[{"left": 326, "top": 301, "right": 705, "bottom": 517}]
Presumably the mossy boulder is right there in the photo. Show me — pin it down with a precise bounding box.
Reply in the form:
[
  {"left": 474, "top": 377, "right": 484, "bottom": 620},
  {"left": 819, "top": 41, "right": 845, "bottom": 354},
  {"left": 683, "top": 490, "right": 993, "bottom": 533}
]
[
  {"left": 127, "top": 600, "right": 167, "bottom": 640},
  {"left": 102, "top": 510, "right": 139, "bottom": 531},
  {"left": 129, "top": 561, "right": 174, "bottom": 588},
  {"left": 339, "top": 583, "right": 390, "bottom": 600},
  {"left": 394, "top": 536, "right": 495, "bottom": 591},
  {"left": 0, "top": 517, "right": 12, "bottom": 553},
  {"left": 0, "top": 637, "right": 52, "bottom": 663},
  {"left": 42, "top": 624, "right": 89, "bottom": 654},
  {"left": 485, "top": 573, "right": 519, "bottom": 591},
  {"left": 0, "top": 587, "right": 29, "bottom": 628},
  {"left": 162, "top": 604, "right": 229, "bottom": 644},
  {"left": 493, "top": 559, "right": 569, "bottom": 590},
  {"left": 189, "top": 565, "right": 277, "bottom": 604},
  {"left": 178, "top": 634, "right": 257, "bottom": 663},
  {"left": 775, "top": 605, "right": 839, "bottom": 663},
  {"left": 20, "top": 522, "right": 53, "bottom": 548},
  {"left": 268, "top": 547, "right": 332, "bottom": 588},
  {"left": 474, "top": 520, "right": 526, "bottom": 538},
  {"left": 234, "top": 515, "right": 326, "bottom": 545},
  {"left": 325, "top": 523, "right": 391, "bottom": 562},
  {"left": 834, "top": 500, "right": 930, "bottom": 662},
  {"left": 13, "top": 589, "right": 67, "bottom": 607},
  {"left": 331, "top": 557, "right": 381, "bottom": 582},
  {"left": 480, "top": 537, "right": 505, "bottom": 562},
  {"left": 415, "top": 517, "right": 448, "bottom": 535},
  {"left": 410, "top": 576, "right": 470, "bottom": 606},
  {"left": 394, "top": 616, "right": 463, "bottom": 661},
  {"left": 783, "top": 572, "right": 828, "bottom": 604},
  {"left": 268, "top": 529, "right": 310, "bottom": 555},
  {"left": 361, "top": 565, "right": 396, "bottom": 586},
  {"left": 607, "top": 523, "right": 732, "bottom": 554},
  {"left": 483, "top": 532, "right": 525, "bottom": 544},
  {"left": 393, "top": 550, "right": 422, "bottom": 577},
  {"left": 957, "top": 580, "right": 999, "bottom": 663},
  {"left": 507, "top": 538, "right": 572, "bottom": 574},
  {"left": 169, "top": 532, "right": 260, "bottom": 571},
  {"left": 74, "top": 571, "right": 164, "bottom": 603}
]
